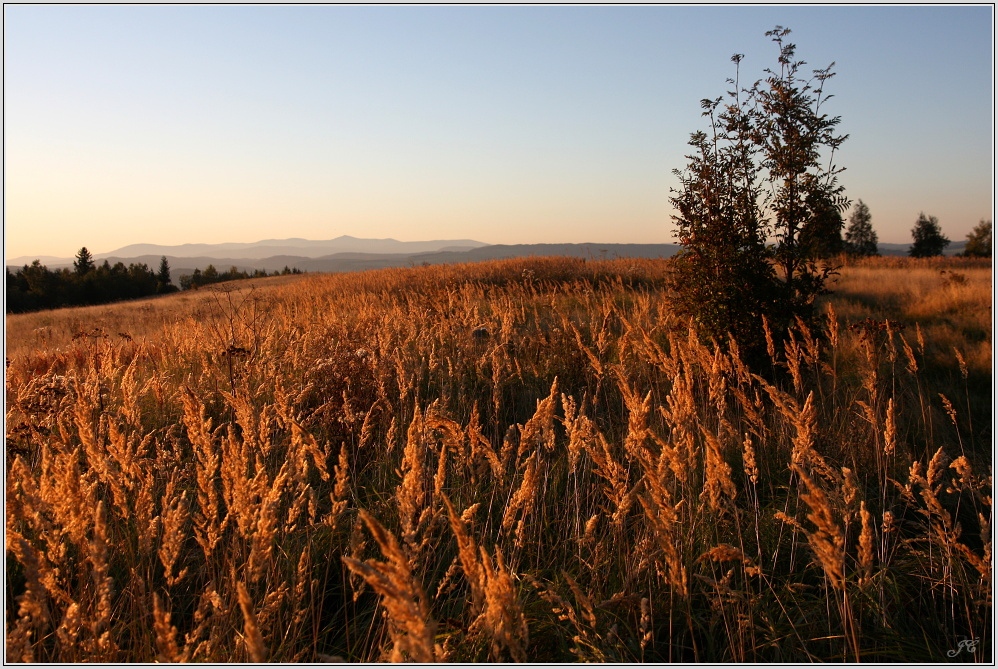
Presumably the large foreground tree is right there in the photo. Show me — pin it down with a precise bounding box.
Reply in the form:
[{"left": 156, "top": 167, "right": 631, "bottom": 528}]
[{"left": 669, "top": 26, "right": 849, "bottom": 359}]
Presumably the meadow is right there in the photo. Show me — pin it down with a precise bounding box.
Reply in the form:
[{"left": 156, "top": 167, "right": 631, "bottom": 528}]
[{"left": 5, "top": 255, "right": 992, "bottom": 662}]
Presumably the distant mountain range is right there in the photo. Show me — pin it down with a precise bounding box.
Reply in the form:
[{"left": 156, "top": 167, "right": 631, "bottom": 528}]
[
  {"left": 6, "top": 236, "right": 682, "bottom": 282},
  {"left": 98, "top": 235, "right": 490, "bottom": 260},
  {"left": 6, "top": 235, "right": 969, "bottom": 284}
]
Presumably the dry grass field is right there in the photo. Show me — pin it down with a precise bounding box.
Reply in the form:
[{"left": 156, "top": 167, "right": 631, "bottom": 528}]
[{"left": 4, "top": 255, "right": 992, "bottom": 662}]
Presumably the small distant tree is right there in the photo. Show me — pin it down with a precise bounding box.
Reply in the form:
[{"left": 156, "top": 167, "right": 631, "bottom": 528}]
[
  {"left": 156, "top": 256, "right": 178, "bottom": 294},
  {"left": 909, "top": 213, "right": 949, "bottom": 257},
  {"left": 180, "top": 268, "right": 202, "bottom": 290},
  {"left": 844, "top": 199, "right": 878, "bottom": 256},
  {"left": 962, "top": 219, "right": 992, "bottom": 257},
  {"left": 157, "top": 256, "right": 172, "bottom": 284},
  {"left": 22, "top": 260, "right": 56, "bottom": 308},
  {"left": 74, "top": 247, "right": 95, "bottom": 275}
]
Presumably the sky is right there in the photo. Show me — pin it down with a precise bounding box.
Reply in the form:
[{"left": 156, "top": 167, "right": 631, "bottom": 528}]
[{"left": 4, "top": 5, "right": 994, "bottom": 260}]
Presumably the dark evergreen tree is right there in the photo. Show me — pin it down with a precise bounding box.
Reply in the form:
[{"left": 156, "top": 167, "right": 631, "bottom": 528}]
[
  {"left": 962, "top": 219, "right": 992, "bottom": 257},
  {"left": 22, "top": 260, "right": 56, "bottom": 308},
  {"left": 844, "top": 199, "right": 878, "bottom": 256},
  {"left": 156, "top": 256, "right": 178, "bottom": 293},
  {"left": 157, "top": 256, "right": 172, "bottom": 285},
  {"left": 73, "top": 247, "right": 95, "bottom": 275},
  {"left": 909, "top": 213, "right": 950, "bottom": 257}
]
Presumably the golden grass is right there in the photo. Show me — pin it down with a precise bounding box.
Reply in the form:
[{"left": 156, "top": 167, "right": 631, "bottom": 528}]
[
  {"left": 4, "top": 255, "right": 992, "bottom": 662},
  {"left": 827, "top": 256, "right": 991, "bottom": 376}
]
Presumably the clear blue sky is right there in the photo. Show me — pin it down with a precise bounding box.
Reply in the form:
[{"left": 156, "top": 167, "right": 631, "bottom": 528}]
[{"left": 4, "top": 5, "right": 993, "bottom": 259}]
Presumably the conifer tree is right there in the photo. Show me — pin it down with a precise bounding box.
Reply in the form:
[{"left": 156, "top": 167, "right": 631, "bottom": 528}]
[
  {"left": 157, "top": 256, "right": 172, "bottom": 285},
  {"left": 74, "top": 247, "right": 95, "bottom": 275},
  {"left": 844, "top": 199, "right": 878, "bottom": 256},
  {"left": 156, "top": 256, "right": 178, "bottom": 293}
]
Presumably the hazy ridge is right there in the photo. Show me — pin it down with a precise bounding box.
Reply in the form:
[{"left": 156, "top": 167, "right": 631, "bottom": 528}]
[
  {"left": 7, "top": 239, "right": 683, "bottom": 278},
  {"left": 7, "top": 236, "right": 968, "bottom": 277},
  {"left": 7, "top": 235, "right": 489, "bottom": 267}
]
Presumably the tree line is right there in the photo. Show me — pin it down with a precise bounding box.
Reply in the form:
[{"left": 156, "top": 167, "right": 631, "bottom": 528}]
[
  {"left": 909, "top": 214, "right": 992, "bottom": 258},
  {"left": 5, "top": 247, "right": 304, "bottom": 314},
  {"left": 179, "top": 264, "right": 302, "bottom": 290},
  {"left": 838, "top": 203, "right": 990, "bottom": 259},
  {"left": 6, "top": 249, "right": 175, "bottom": 314}
]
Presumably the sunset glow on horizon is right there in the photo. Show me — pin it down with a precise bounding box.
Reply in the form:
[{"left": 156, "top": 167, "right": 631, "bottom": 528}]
[{"left": 4, "top": 5, "right": 993, "bottom": 260}]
